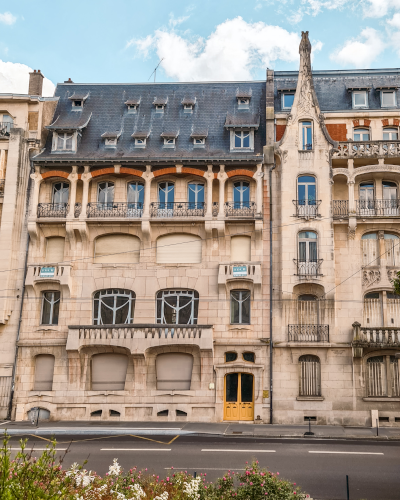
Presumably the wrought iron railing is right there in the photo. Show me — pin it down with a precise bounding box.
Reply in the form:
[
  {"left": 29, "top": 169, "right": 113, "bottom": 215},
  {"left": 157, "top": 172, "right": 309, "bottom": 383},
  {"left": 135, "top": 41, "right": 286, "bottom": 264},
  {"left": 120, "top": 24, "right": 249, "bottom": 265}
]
[
  {"left": 74, "top": 202, "right": 82, "bottom": 218},
  {"left": 332, "top": 200, "right": 349, "bottom": 218},
  {"left": 150, "top": 202, "right": 206, "bottom": 217},
  {"left": 87, "top": 202, "right": 143, "bottom": 218},
  {"left": 37, "top": 203, "right": 69, "bottom": 218},
  {"left": 0, "top": 122, "right": 13, "bottom": 137},
  {"left": 288, "top": 324, "right": 329, "bottom": 342},
  {"left": 332, "top": 140, "right": 400, "bottom": 159},
  {"left": 293, "top": 200, "right": 321, "bottom": 218},
  {"left": 294, "top": 259, "right": 323, "bottom": 277},
  {"left": 356, "top": 199, "right": 400, "bottom": 217},
  {"left": 212, "top": 202, "right": 219, "bottom": 217},
  {"left": 224, "top": 201, "right": 257, "bottom": 217},
  {"left": 0, "top": 180, "right": 4, "bottom": 197}
]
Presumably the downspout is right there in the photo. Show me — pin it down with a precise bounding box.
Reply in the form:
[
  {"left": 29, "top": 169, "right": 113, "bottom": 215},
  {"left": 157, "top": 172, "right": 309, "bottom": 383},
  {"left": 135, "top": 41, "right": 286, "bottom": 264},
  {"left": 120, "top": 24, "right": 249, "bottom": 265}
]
[
  {"left": 269, "top": 153, "right": 276, "bottom": 425},
  {"left": 7, "top": 158, "right": 33, "bottom": 420}
]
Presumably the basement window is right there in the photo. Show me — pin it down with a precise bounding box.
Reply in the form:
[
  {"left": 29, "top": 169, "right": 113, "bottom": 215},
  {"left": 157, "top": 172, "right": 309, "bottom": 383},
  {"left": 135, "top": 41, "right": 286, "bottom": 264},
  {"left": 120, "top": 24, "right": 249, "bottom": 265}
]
[{"left": 157, "top": 410, "right": 169, "bottom": 417}]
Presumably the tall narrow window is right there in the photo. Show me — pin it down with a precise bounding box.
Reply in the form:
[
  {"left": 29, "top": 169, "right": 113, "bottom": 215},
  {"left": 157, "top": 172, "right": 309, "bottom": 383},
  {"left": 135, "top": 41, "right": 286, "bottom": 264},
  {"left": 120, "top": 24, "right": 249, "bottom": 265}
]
[
  {"left": 353, "top": 128, "right": 370, "bottom": 141},
  {"left": 381, "top": 91, "right": 396, "bottom": 108},
  {"left": 298, "top": 294, "right": 319, "bottom": 325},
  {"left": 97, "top": 181, "right": 114, "bottom": 208},
  {"left": 297, "top": 176, "right": 316, "bottom": 217},
  {"left": 233, "top": 181, "right": 250, "bottom": 209},
  {"left": 1, "top": 114, "right": 13, "bottom": 136},
  {"left": 352, "top": 91, "right": 368, "bottom": 108},
  {"left": 52, "top": 182, "right": 69, "bottom": 205},
  {"left": 127, "top": 182, "right": 144, "bottom": 217},
  {"left": 300, "top": 122, "right": 312, "bottom": 150},
  {"left": 298, "top": 231, "right": 318, "bottom": 275},
  {"left": 157, "top": 182, "right": 175, "bottom": 217},
  {"left": 282, "top": 93, "right": 294, "bottom": 110},
  {"left": 367, "top": 356, "right": 386, "bottom": 396},
  {"left": 41, "top": 291, "right": 60, "bottom": 325},
  {"left": 299, "top": 355, "right": 321, "bottom": 397},
  {"left": 384, "top": 233, "right": 400, "bottom": 267},
  {"left": 188, "top": 183, "right": 204, "bottom": 209},
  {"left": 358, "top": 182, "right": 375, "bottom": 215},
  {"left": 93, "top": 289, "right": 135, "bottom": 325},
  {"left": 230, "top": 290, "right": 250, "bottom": 324},
  {"left": 361, "top": 232, "right": 378, "bottom": 266},
  {"left": 156, "top": 290, "right": 199, "bottom": 325},
  {"left": 363, "top": 292, "right": 383, "bottom": 327}
]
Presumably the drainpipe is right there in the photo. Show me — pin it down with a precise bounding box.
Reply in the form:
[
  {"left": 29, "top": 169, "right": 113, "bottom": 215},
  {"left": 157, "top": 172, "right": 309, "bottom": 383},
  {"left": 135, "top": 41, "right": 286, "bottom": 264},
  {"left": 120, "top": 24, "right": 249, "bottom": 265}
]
[
  {"left": 269, "top": 160, "right": 276, "bottom": 425},
  {"left": 7, "top": 159, "right": 33, "bottom": 420}
]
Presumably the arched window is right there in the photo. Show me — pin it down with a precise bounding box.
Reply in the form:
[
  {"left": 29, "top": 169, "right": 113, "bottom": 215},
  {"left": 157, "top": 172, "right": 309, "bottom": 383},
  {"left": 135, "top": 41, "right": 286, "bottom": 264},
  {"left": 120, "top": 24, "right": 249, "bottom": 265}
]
[
  {"left": 230, "top": 290, "right": 250, "bottom": 325},
  {"left": 156, "top": 290, "right": 199, "bottom": 324},
  {"left": 300, "top": 121, "right": 312, "bottom": 150},
  {"left": 233, "top": 181, "right": 250, "bottom": 208},
  {"left": 41, "top": 291, "right": 60, "bottom": 325},
  {"left": 297, "top": 231, "right": 318, "bottom": 276},
  {"left": 298, "top": 294, "right": 318, "bottom": 325},
  {"left": 361, "top": 232, "right": 378, "bottom": 266},
  {"left": 354, "top": 128, "right": 370, "bottom": 141},
  {"left": 225, "top": 352, "right": 238, "bottom": 362},
  {"left": 45, "top": 237, "right": 65, "bottom": 263},
  {"left": 367, "top": 355, "right": 400, "bottom": 397},
  {"left": 91, "top": 353, "right": 128, "bottom": 390},
  {"left": 94, "top": 234, "right": 140, "bottom": 264},
  {"left": 297, "top": 176, "right": 317, "bottom": 217},
  {"left": 157, "top": 182, "right": 175, "bottom": 217},
  {"left": 156, "top": 353, "right": 194, "bottom": 390},
  {"left": 34, "top": 355, "right": 55, "bottom": 391},
  {"left": 127, "top": 182, "right": 144, "bottom": 216},
  {"left": 156, "top": 234, "right": 202, "bottom": 264},
  {"left": 299, "top": 355, "right": 321, "bottom": 397},
  {"left": 384, "top": 233, "right": 400, "bottom": 266},
  {"left": 93, "top": 289, "right": 135, "bottom": 325},
  {"left": 52, "top": 182, "right": 69, "bottom": 205},
  {"left": 383, "top": 128, "right": 398, "bottom": 140},
  {"left": 188, "top": 183, "right": 204, "bottom": 209},
  {"left": 231, "top": 235, "right": 251, "bottom": 261},
  {"left": 97, "top": 181, "right": 114, "bottom": 206}
]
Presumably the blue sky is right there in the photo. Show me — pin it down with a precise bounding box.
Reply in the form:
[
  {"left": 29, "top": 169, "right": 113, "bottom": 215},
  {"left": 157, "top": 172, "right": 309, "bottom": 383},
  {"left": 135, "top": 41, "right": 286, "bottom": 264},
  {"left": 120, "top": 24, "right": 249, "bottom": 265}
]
[{"left": 1, "top": 0, "right": 400, "bottom": 94}]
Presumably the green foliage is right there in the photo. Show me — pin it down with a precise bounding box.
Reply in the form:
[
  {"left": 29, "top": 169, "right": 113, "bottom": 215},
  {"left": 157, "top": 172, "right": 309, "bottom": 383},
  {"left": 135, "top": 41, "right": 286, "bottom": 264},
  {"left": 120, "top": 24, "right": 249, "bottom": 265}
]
[
  {"left": 0, "top": 434, "right": 309, "bottom": 500},
  {"left": 391, "top": 271, "right": 400, "bottom": 295}
]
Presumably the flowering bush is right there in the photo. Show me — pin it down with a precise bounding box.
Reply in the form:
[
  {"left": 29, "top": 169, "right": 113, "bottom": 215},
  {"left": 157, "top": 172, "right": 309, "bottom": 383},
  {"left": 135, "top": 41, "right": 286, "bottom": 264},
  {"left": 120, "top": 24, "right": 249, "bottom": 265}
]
[{"left": 0, "top": 434, "right": 309, "bottom": 499}]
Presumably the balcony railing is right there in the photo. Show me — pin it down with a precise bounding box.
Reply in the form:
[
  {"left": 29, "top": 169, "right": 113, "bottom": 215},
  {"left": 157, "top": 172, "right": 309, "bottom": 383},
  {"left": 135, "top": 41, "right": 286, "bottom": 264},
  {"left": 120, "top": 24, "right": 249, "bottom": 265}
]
[
  {"left": 332, "top": 200, "right": 349, "bottom": 218},
  {"left": 0, "top": 180, "right": 4, "bottom": 197},
  {"left": 25, "top": 264, "right": 72, "bottom": 292},
  {"left": 352, "top": 323, "right": 400, "bottom": 347},
  {"left": 87, "top": 202, "right": 143, "bottom": 218},
  {"left": 224, "top": 201, "right": 257, "bottom": 218},
  {"left": 332, "top": 140, "right": 400, "bottom": 159},
  {"left": 288, "top": 324, "right": 329, "bottom": 342},
  {"left": 294, "top": 259, "right": 323, "bottom": 277},
  {"left": 0, "top": 122, "right": 13, "bottom": 138},
  {"left": 37, "top": 203, "right": 69, "bottom": 218},
  {"left": 212, "top": 202, "right": 219, "bottom": 217},
  {"left": 150, "top": 202, "right": 206, "bottom": 217},
  {"left": 74, "top": 202, "right": 82, "bottom": 218},
  {"left": 293, "top": 200, "right": 321, "bottom": 218},
  {"left": 356, "top": 199, "right": 400, "bottom": 217}
]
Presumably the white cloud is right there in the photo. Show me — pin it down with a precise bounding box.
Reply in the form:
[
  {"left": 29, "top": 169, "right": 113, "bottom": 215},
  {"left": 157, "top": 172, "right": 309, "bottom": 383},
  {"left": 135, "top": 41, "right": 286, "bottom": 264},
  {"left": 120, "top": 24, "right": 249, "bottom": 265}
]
[
  {"left": 168, "top": 13, "right": 190, "bottom": 28},
  {"left": 128, "top": 17, "right": 302, "bottom": 81},
  {"left": 0, "top": 60, "right": 55, "bottom": 96},
  {"left": 362, "top": 0, "right": 400, "bottom": 17},
  {"left": 330, "top": 27, "right": 385, "bottom": 67},
  {"left": 388, "top": 11, "right": 400, "bottom": 26},
  {"left": 0, "top": 11, "right": 16, "bottom": 25}
]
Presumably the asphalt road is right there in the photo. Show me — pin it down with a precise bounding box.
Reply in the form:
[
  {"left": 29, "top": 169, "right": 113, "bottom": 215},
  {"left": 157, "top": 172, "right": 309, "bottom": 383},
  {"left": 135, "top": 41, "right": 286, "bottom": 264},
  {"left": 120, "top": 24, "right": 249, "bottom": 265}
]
[{"left": 6, "top": 433, "right": 400, "bottom": 500}]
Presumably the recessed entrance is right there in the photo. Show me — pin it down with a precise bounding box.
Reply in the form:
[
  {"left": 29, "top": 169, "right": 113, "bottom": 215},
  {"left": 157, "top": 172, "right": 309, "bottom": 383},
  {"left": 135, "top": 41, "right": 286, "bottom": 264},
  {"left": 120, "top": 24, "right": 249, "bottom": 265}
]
[{"left": 224, "top": 372, "right": 254, "bottom": 421}]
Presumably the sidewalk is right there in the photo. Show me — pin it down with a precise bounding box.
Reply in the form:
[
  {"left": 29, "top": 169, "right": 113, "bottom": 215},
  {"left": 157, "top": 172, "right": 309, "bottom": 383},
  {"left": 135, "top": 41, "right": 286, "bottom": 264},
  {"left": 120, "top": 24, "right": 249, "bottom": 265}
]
[{"left": 1, "top": 420, "right": 400, "bottom": 440}]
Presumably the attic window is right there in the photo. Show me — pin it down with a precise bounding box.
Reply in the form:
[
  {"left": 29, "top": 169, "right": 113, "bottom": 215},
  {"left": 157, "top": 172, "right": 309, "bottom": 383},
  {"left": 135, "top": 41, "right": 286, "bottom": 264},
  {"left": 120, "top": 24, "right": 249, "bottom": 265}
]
[
  {"left": 164, "top": 138, "right": 175, "bottom": 147},
  {"left": 352, "top": 91, "right": 368, "bottom": 109},
  {"left": 68, "top": 93, "right": 89, "bottom": 109},
  {"left": 135, "top": 138, "right": 146, "bottom": 148},
  {"left": 282, "top": 93, "right": 295, "bottom": 110},
  {"left": 105, "top": 138, "right": 117, "bottom": 147},
  {"left": 128, "top": 104, "right": 138, "bottom": 112},
  {"left": 193, "top": 138, "right": 205, "bottom": 145},
  {"left": 53, "top": 132, "right": 76, "bottom": 152},
  {"left": 184, "top": 104, "right": 193, "bottom": 111},
  {"left": 381, "top": 90, "right": 396, "bottom": 107},
  {"left": 156, "top": 104, "right": 165, "bottom": 112},
  {"left": 73, "top": 100, "right": 82, "bottom": 108},
  {"left": 238, "top": 98, "right": 250, "bottom": 109}
]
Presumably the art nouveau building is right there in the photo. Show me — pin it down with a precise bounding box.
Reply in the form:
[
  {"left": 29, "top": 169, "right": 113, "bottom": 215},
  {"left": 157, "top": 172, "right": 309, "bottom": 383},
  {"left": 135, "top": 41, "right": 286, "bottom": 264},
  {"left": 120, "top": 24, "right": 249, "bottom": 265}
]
[
  {"left": 12, "top": 81, "right": 271, "bottom": 422},
  {"left": 272, "top": 32, "right": 400, "bottom": 426},
  {"left": 0, "top": 71, "right": 57, "bottom": 418}
]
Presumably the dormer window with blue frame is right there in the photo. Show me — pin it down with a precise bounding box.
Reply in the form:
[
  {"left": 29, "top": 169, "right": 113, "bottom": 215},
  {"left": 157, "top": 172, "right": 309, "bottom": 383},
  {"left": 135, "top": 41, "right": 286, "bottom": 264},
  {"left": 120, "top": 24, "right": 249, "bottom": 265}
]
[
  {"left": 300, "top": 121, "right": 312, "bottom": 150},
  {"left": 282, "top": 93, "right": 295, "bottom": 110}
]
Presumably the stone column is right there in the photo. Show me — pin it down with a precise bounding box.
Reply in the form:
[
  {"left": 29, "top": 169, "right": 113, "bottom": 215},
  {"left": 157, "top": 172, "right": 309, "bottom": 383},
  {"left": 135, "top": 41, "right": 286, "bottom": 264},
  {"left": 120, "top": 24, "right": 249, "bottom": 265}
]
[
  {"left": 30, "top": 167, "right": 43, "bottom": 217},
  {"left": 206, "top": 164, "right": 213, "bottom": 217},
  {"left": 67, "top": 166, "right": 78, "bottom": 218},
  {"left": 0, "top": 149, "right": 7, "bottom": 178},
  {"left": 218, "top": 165, "right": 227, "bottom": 218},
  {"left": 375, "top": 176, "right": 383, "bottom": 200},
  {"left": 79, "top": 166, "right": 91, "bottom": 220},
  {"left": 348, "top": 180, "right": 355, "bottom": 214},
  {"left": 142, "top": 165, "right": 153, "bottom": 218},
  {"left": 255, "top": 163, "right": 263, "bottom": 215}
]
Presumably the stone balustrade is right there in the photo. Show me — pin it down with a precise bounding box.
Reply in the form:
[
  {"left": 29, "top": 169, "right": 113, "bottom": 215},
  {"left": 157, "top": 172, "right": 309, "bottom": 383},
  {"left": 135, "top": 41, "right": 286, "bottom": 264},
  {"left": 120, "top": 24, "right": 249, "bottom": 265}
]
[
  {"left": 66, "top": 323, "right": 214, "bottom": 353},
  {"left": 218, "top": 263, "right": 262, "bottom": 286},
  {"left": 25, "top": 264, "right": 72, "bottom": 292},
  {"left": 332, "top": 140, "right": 400, "bottom": 159},
  {"left": 352, "top": 321, "right": 400, "bottom": 356}
]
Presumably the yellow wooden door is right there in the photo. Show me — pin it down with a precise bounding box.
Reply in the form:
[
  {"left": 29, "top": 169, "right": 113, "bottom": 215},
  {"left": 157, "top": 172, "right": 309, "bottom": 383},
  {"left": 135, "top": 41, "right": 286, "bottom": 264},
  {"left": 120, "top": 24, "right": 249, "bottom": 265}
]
[{"left": 224, "top": 373, "right": 254, "bottom": 421}]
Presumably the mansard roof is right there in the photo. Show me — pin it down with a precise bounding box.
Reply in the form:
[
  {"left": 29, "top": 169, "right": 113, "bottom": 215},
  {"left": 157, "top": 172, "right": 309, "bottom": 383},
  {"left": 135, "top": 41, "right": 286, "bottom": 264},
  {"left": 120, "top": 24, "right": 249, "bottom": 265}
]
[
  {"left": 274, "top": 68, "right": 400, "bottom": 112},
  {"left": 35, "top": 81, "right": 266, "bottom": 162}
]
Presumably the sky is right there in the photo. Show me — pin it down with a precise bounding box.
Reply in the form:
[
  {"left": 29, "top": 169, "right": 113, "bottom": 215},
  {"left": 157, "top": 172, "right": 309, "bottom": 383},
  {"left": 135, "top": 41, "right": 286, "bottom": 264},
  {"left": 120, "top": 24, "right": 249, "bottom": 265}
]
[{"left": 1, "top": 0, "right": 400, "bottom": 96}]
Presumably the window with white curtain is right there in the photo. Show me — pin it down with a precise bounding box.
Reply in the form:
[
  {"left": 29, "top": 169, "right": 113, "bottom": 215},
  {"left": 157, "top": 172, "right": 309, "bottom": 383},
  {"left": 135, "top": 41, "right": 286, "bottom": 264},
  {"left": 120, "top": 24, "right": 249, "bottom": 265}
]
[
  {"left": 93, "top": 289, "right": 135, "bottom": 325},
  {"left": 41, "top": 291, "right": 60, "bottom": 325},
  {"left": 156, "top": 290, "right": 199, "bottom": 324},
  {"left": 97, "top": 182, "right": 114, "bottom": 207},
  {"left": 52, "top": 182, "right": 69, "bottom": 204},
  {"left": 299, "top": 355, "right": 321, "bottom": 397},
  {"left": 53, "top": 132, "right": 75, "bottom": 151}
]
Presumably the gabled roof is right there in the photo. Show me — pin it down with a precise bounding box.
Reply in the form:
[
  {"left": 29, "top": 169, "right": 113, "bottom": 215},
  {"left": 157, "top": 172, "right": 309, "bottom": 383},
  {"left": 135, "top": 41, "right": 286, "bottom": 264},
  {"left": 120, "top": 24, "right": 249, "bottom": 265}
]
[
  {"left": 191, "top": 129, "right": 208, "bottom": 138},
  {"left": 182, "top": 97, "right": 196, "bottom": 105},
  {"left": 153, "top": 97, "right": 168, "bottom": 105},
  {"left": 46, "top": 112, "right": 92, "bottom": 131},
  {"left": 160, "top": 130, "right": 179, "bottom": 138},
  {"left": 68, "top": 92, "right": 89, "bottom": 101},
  {"left": 125, "top": 98, "right": 140, "bottom": 105},
  {"left": 101, "top": 130, "right": 122, "bottom": 139},
  {"left": 224, "top": 113, "right": 260, "bottom": 129}
]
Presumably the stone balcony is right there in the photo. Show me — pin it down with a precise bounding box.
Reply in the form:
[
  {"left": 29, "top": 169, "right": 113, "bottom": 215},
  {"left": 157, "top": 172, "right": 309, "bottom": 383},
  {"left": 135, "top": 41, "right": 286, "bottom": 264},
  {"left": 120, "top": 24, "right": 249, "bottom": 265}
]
[
  {"left": 218, "top": 263, "right": 262, "bottom": 288},
  {"left": 352, "top": 321, "right": 400, "bottom": 357},
  {"left": 66, "top": 323, "right": 214, "bottom": 353},
  {"left": 25, "top": 264, "right": 72, "bottom": 293},
  {"left": 332, "top": 140, "right": 400, "bottom": 159}
]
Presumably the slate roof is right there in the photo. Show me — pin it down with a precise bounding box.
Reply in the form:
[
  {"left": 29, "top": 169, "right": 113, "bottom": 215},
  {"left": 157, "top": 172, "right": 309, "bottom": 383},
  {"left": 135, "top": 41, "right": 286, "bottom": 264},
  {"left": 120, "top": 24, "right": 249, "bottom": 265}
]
[
  {"left": 46, "top": 112, "right": 92, "bottom": 131},
  {"left": 35, "top": 82, "right": 266, "bottom": 163},
  {"left": 274, "top": 68, "right": 400, "bottom": 112},
  {"left": 224, "top": 113, "right": 260, "bottom": 129}
]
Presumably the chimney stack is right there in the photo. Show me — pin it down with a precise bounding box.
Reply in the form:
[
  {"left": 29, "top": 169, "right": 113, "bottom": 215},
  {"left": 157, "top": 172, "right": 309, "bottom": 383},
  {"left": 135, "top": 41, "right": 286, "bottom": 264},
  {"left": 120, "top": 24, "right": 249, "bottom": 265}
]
[{"left": 28, "top": 69, "right": 44, "bottom": 96}]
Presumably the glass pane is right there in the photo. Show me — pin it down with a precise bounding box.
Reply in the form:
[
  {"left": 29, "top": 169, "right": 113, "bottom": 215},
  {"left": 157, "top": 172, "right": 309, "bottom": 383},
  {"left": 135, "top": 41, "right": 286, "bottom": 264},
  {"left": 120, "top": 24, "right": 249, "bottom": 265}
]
[
  {"left": 309, "top": 242, "right": 317, "bottom": 261},
  {"left": 65, "top": 135, "right": 73, "bottom": 149},
  {"left": 241, "top": 294, "right": 250, "bottom": 324},
  {"left": 299, "top": 241, "right": 306, "bottom": 261},
  {"left": 163, "top": 301, "right": 176, "bottom": 324},
  {"left": 231, "top": 293, "right": 240, "bottom": 323},
  {"left": 354, "top": 93, "right": 366, "bottom": 106},
  {"left": 235, "top": 133, "right": 241, "bottom": 148},
  {"left": 225, "top": 352, "right": 237, "bottom": 362},
  {"left": 308, "top": 184, "right": 316, "bottom": 203},
  {"left": 382, "top": 92, "right": 394, "bottom": 106},
  {"left": 362, "top": 233, "right": 377, "bottom": 239},
  {"left": 178, "top": 297, "right": 192, "bottom": 324},
  {"left": 100, "top": 300, "right": 114, "bottom": 325},
  {"left": 115, "top": 296, "right": 130, "bottom": 324},
  {"left": 242, "top": 133, "right": 250, "bottom": 148},
  {"left": 383, "top": 132, "right": 390, "bottom": 140},
  {"left": 306, "top": 127, "right": 312, "bottom": 148},
  {"left": 233, "top": 185, "right": 241, "bottom": 204},
  {"left": 42, "top": 295, "right": 52, "bottom": 324},
  {"left": 241, "top": 374, "right": 253, "bottom": 403},
  {"left": 298, "top": 176, "right": 315, "bottom": 183},
  {"left": 298, "top": 184, "right": 306, "bottom": 202},
  {"left": 283, "top": 94, "right": 294, "bottom": 108},
  {"left": 226, "top": 373, "right": 238, "bottom": 402},
  {"left": 52, "top": 298, "right": 60, "bottom": 325},
  {"left": 57, "top": 135, "right": 64, "bottom": 150}
]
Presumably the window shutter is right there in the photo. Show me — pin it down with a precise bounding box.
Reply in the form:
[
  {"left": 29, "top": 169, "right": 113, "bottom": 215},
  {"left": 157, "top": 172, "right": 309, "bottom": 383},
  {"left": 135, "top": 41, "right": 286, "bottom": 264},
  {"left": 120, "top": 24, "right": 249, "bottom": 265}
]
[
  {"left": 34, "top": 355, "right": 55, "bottom": 391},
  {"left": 156, "top": 353, "right": 194, "bottom": 390},
  {"left": 231, "top": 235, "right": 251, "bottom": 261},
  {"left": 94, "top": 234, "right": 140, "bottom": 264},
  {"left": 156, "top": 234, "right": 202, "bottom": 264},
  {"left": 46, "top": 237, "right": 65, "bottom": 263},
  {"left": 91, "top": 354, "right": 128, "bottom": 390}
]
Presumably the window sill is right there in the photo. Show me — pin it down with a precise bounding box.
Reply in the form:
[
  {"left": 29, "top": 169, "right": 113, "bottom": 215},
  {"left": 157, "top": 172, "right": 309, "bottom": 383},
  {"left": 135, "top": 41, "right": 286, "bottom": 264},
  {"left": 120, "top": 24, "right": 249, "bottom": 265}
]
[
  {"left": 51, "top": 150, "right": 76, "bottom": 154},
  {"left": 231, "top": 149, "right": 254, "bottom": 153},
  {"left": 296, "top": 396, "right": 324, "bottom": 401},
  {"left": 362, "top": 397, "right": 400, "bottom": 402}
]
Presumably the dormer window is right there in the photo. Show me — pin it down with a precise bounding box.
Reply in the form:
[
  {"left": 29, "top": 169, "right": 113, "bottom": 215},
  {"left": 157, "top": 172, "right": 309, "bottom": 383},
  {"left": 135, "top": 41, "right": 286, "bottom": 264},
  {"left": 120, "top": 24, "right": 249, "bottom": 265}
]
[
  {"left": 236, "top": 91, "right": 251, "bottom": 109},
  {"left": 184, "top": 104, "right": 193, "bottom": 111},
  {"left": 105, "top": 138, "right": 117, "bottom": 147},
  {"left": 381, "top": 90, "right": 396, "bottom": 107},
  {"left": 161, "top": 131, "right": 178, "bottom": 148},
  {"left": 194, "top": 138, "right": 205, "bottom": 145},
  {"left": 156, "top": 104, "right": 165, "bottom": 112},
  {"left": 73, "top": 100, "right": 82, "bottom": 108},
  {"left": 135, "top": 138, "right": 146, "bottom": 147},
  {"left": 182, "top": 97, "right": 196, "bottom": 113},
  {"left": 52, "top": 132, "right": 76, "bottom": 152},
  {"left": 101, "top": 131, "right": 121, "bottom": 148},
  {"left": 282, "top": 93, "right": 295, "bottom": 110},
  {"left": 153, "top": 97, "right": 168, "bottom": 113},
  {"left": 234, "top": 130, "right": 251, "bottom": 149},
  {"left": 347, "top": 86, "right": 370, "bottom": 109},
  {"left": 128, "top": 104, "right": 138, "bottom": 112},
  {"left": 125, "top": 99, "right": 140, "bottom": 113},
  {"left": 131, "top": 131, "right": 149, "bottom": 148},
  {"left": 225, "top": 114, "right": 258, "bottom": 152},
  {"left": 191, "top": 129, "right": 208, "bottom": 148},
  {"left": 164, "top": 138, "right": 175, "bottom": 147},
  {"left": 68, "top": 93, "right": 89, "bottom": 110}
]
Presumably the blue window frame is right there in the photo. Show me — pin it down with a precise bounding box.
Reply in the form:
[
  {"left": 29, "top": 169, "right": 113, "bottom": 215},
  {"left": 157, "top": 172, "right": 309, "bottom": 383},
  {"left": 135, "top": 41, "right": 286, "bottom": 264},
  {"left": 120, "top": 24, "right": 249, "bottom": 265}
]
[{"left": 301, "top": 122, "right": 312, "bottom": 150}]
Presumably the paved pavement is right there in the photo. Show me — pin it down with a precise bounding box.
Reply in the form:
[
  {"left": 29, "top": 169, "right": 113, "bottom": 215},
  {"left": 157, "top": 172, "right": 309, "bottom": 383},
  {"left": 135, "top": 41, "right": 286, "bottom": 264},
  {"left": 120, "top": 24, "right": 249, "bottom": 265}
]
[
  {"left": 1, "top": 419, "right": 400, "bottom": 440},
  {"left": 4, "top": 433, "right": 400, "bottom": 500}
]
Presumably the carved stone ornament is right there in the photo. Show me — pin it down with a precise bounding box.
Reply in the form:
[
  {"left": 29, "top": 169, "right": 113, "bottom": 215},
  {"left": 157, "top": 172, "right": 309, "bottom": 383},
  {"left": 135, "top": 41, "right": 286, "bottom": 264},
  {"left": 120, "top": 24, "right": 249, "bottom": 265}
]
[
  {"left": 348, "top": 218, "right": 357, "bottom": 239},
  {"left": 362, "top": 269, "right": 381, "bottom": 287},
  {"left": 387, "top": 269, "right": 400, "bottom": 282},
  {"left": 275, "top": 148, "right": 288, "bottom": 164}
]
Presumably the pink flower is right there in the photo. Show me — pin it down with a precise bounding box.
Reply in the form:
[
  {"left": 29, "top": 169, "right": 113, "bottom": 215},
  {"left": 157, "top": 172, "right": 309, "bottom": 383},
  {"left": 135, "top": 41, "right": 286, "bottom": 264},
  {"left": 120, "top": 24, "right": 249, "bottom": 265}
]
[
  {"left": 223, "top": 478, "right": 226, "bottom": 481},
  {"left": 277, "top": 472, "right": 279, "bottom": 475},
  {"left": 167, "top": 477, "right": 170, "bottom": 481},
  {"left": 250, "top": 482, "right": 253, "bottom": 485},
  {"left": 294, "top": 483, "right": 296, "bottom": 485}
]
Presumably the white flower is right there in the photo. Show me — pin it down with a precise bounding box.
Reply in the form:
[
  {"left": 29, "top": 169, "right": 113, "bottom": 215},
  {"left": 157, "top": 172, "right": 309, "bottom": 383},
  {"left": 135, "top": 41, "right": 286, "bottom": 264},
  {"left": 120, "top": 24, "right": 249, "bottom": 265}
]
[
  {"left": 131, "top": 483, "right": 146, "bottom": 499},
  {"left": 108, "top": 458, "right": 122, "bottom": 476},
  {"left": 154, "top": 491, "right": 169, "bottom": 500},
  {"left": 183, "top": 477, "right": 201, "bottom": 500}
]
